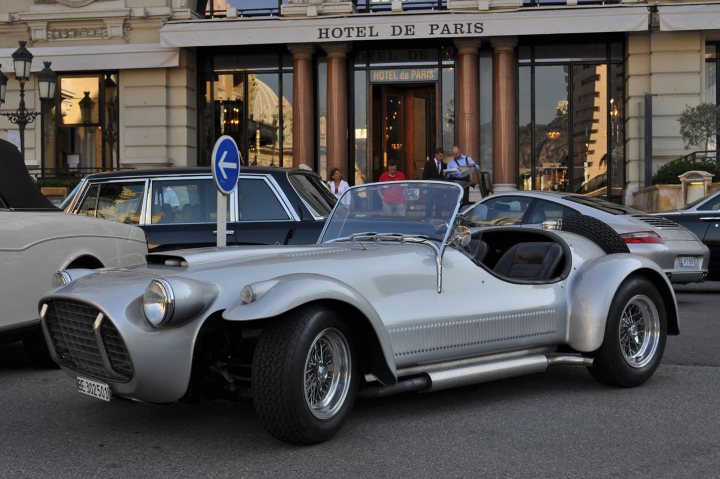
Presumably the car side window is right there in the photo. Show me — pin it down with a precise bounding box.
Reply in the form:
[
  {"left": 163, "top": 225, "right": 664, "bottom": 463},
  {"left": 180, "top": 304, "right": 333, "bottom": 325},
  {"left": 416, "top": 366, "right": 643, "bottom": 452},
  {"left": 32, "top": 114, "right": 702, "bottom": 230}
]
[
  {"left": 526, "top": 199, "right": 578, "bottom": 224},
  {"left": 465, "top": 197, "right": 530, "bottom": 226},
  {"left": 237, "top": 178, "right": 291, "bottom": 221},
  {"left": 698, "top": 194, "right": 720, "bottom": 211},
  {"left": 76, "top": 184, "right": 100, "bottom": 218},
  {"left": 150, "top": 178, "right": 223, "bottom": 224},
  {"left": 288, "top": 172, "right": 336, "bottom": 219},
  {"left": 80, "top": 182, "right": 144, "bottom": 224}
]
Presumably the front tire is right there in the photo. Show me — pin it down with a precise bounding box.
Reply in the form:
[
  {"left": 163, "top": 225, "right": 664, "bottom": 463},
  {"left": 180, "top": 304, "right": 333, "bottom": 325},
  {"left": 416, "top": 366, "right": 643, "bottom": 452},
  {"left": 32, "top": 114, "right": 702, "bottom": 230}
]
[
  {"left": 589, "top": 277, "right": 666, "bottom": 387},
  {"left": 252, "top": 306, "right": 357, "bottom": 445}
]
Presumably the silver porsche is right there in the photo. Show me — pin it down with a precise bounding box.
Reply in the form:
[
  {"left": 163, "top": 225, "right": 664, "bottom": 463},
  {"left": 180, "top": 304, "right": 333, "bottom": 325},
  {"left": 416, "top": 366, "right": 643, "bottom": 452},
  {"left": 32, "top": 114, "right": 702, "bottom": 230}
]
[{"left": 40, "top": 181, "right": 679, "bottom": 445}]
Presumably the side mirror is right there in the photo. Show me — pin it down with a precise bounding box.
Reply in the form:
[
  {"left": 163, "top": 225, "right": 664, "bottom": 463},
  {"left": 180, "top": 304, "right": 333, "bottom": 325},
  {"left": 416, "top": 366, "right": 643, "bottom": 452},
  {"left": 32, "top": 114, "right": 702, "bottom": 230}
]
[
  {"left": 542, "top": 220, "right": 560, "bottom": 231},
  {"left": 451, "top": 225, "right": 472, "bottom": 247}
]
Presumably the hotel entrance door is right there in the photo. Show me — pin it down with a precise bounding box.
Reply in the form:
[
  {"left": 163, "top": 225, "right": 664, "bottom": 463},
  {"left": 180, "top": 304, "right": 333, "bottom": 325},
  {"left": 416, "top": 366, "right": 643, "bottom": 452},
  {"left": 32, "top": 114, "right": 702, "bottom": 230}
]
[{"left": 371, "top": 85, "right": 436, "bottom": 181}]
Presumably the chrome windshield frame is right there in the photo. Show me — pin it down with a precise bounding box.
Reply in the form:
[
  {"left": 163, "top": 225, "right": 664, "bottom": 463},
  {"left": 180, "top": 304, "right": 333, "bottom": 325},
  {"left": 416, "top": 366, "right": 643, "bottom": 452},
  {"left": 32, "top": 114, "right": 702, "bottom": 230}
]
[{"left": 318, "top": 180, "right": 464, "bottom": 293}]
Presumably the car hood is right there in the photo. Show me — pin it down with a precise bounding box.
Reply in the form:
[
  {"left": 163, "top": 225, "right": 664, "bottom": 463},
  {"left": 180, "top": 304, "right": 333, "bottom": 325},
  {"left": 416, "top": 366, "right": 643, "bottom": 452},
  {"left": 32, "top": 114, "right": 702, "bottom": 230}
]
[
  {"left": 146, "top": 244, "right": 357, "bottom": 268},
  {"left": 50, "top": 242, "right": 438, "bottom": 310}
]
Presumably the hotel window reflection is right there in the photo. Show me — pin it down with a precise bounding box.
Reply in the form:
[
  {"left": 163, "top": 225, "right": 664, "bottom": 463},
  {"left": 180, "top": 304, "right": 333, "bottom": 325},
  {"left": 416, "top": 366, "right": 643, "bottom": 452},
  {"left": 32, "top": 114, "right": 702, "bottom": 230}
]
[
  {"left": 200, "top": 50, "right": 292, "bottom": 168},
  {"left": 517, "top": 39, "right": 624, "bottom": 201}
]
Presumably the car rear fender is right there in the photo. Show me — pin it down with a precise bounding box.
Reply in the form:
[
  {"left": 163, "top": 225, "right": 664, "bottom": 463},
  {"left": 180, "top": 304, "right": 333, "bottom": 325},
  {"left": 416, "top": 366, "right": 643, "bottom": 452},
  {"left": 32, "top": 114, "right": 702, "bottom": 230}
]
[
  {"left": 222, "top": 273, "right": 397, "bottom": 384},
  {"left": 567, "top": 255, "right": 678, "bottom": 352}
]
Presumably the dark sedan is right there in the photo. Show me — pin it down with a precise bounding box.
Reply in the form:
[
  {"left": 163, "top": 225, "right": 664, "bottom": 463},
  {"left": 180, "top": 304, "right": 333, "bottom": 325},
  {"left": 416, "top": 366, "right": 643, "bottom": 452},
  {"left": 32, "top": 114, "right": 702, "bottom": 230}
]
[
  {"left": 656, "top": 189, "right": 720, "bottom": 280},
  {"left": 63, "top": 167, "right": 336, "bottom": 252}
]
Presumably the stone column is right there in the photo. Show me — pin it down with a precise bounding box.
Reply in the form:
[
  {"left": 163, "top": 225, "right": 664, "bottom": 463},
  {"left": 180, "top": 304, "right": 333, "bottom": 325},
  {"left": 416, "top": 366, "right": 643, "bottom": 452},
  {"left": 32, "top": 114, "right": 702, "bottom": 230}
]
[
  {"left": 289, "top": 44, "right": 315, "bottom": 169},
  {"left": 454, "top": 39, "right": 481, "bottom": 165},
  {"left": 491, "top": 37, "right": 518, "bottom": 191},
  {"left": 324, "top": 43, "right": 349, "bottom": 180}
]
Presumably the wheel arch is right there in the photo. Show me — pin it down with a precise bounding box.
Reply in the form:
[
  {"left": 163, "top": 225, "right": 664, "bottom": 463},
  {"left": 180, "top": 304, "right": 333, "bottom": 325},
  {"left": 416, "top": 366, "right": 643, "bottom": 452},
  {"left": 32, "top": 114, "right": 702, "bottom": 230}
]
[
  {"left": 567, "top": 257, "right": 678, "bottom": 352},
  {"left": 65, "top": 254, "right": 104, "bottom": 270},
  {"left": 222, "top": 274, "right": 398, "bottom": 385},
  {"left": 639, "top": 269, "right": 679, "bottom": 336},
  {"left": 284, "top": 299, "right": 396, "bottom": 386}
]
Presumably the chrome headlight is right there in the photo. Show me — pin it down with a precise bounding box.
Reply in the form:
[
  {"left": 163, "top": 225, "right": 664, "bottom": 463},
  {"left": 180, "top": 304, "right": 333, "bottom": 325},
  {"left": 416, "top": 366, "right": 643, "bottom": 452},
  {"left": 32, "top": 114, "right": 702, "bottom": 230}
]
[
  {"left": 51, "top": 271, "right": 72, "bottom": 289},
  {"left": 240, "top": 285, "right": 256, "bottom": 304},
  {"left": 239, "top": 279, "right": 279, "bottom": 305},
  {"left": 143, "top": 279, "right": 175, "bottom": 328},
  {"left": 51, "top": 268, "right": 95, "bottom": 289}
]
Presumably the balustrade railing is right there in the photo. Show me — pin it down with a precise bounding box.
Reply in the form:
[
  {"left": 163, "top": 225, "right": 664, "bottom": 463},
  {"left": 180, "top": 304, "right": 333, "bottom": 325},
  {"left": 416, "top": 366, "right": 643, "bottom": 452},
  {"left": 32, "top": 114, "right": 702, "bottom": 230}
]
[
  {"left": 203, "top": 0, "right": 624, "bottom": 18},
  {"left": 676, "top": 150, "right": 719, "bottom": 164}
]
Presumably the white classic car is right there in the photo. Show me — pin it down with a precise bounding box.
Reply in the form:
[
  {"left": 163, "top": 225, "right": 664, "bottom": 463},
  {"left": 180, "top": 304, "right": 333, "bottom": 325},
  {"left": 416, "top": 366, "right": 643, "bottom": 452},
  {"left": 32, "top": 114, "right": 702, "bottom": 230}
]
[
  {"left": 41, "top": 180, "right": 678, "bottom": 444},
  {"left": 0, "top": 139, "right": 147, "bottom": 365}
]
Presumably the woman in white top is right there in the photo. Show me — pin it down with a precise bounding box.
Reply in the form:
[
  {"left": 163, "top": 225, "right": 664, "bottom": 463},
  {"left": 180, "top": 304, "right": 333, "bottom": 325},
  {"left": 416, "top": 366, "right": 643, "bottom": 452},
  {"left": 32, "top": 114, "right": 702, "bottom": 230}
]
[{"left": 327, "top": 167, "right": 349, "bottom": 200}]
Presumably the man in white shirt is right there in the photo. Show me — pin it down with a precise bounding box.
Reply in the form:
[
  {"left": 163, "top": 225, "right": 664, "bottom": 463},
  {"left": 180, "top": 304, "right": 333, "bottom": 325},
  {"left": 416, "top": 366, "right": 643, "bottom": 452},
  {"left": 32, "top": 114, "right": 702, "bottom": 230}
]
[{"left": 446, "top": 145, "right": 480, "bottom": 206}]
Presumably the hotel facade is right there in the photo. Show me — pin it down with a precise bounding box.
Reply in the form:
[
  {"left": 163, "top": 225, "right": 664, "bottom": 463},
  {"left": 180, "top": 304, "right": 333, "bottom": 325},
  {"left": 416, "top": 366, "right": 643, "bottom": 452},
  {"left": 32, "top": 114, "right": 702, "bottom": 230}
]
[{"left": 1, "top": 0, "right": 719, "bottom": 206}]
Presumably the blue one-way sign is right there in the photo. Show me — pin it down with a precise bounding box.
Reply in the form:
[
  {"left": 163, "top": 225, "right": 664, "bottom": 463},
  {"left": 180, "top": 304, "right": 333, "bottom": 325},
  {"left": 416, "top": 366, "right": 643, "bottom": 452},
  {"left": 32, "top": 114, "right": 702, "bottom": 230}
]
[{"left": 212, "top": 135, "right": 240, "bottom": 195}]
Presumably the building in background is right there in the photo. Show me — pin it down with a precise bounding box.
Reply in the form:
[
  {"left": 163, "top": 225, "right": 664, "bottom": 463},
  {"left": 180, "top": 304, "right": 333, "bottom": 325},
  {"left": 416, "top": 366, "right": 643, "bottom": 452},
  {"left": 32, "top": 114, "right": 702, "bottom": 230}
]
[{"left": 1, "top": 0, "right": 719, "bottom": 207}]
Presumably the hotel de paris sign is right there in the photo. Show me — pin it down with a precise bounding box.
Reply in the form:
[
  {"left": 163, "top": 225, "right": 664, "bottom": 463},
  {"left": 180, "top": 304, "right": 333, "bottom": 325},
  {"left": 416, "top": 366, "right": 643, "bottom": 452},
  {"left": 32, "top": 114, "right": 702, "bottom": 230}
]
[
  {"left": 316, "top": 21, "right": 484, "bottom": 41},
  {"left": 161, "top": 8, "right": 650, "bottom": 48}
]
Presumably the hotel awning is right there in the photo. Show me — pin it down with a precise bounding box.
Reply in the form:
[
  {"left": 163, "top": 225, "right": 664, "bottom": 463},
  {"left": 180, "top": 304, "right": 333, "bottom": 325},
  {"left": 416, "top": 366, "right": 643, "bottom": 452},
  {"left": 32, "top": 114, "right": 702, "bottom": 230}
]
[
  {"left": 0, "top": 43, "right": 179, "bottom": 72},
  {"left": 161, "top": 6, "right": 650, "bottom": 48},
  {"left": 659, "top": 4, "right": 720, "bottom": 31}
]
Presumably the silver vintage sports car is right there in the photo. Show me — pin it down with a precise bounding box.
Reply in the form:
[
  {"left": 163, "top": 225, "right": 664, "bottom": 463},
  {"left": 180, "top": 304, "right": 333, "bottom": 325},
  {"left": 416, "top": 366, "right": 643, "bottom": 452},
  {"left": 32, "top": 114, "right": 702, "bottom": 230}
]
[{"left": 40, "top": 181, "right": 678, "bottom": 444}]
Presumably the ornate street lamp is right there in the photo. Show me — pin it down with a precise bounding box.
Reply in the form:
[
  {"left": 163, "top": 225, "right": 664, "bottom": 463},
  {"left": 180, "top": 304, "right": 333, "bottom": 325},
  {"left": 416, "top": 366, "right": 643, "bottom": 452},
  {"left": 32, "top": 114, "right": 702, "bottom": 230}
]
[
  {"left": 0, "top": 41, "right": 58, "bottom": 156},
  {"left": 79, "top": 91, "right": 95, "bottom": 124}
]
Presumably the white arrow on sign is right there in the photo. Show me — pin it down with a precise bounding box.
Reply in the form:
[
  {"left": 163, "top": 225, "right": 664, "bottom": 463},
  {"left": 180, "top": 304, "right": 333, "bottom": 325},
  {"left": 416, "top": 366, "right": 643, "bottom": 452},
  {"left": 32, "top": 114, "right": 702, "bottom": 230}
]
[{"left": 217, "top": 150, "right": 238, "bottom": 180}]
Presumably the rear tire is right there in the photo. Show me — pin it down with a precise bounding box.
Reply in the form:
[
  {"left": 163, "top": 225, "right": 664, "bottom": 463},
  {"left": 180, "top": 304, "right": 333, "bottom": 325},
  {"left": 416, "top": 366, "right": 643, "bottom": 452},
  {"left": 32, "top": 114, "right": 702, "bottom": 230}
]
[
  {"left": 588, "top": 277, "right": 666, "bottom": 387},
  {"left": 561, "top": 214, "right": 629, "bottom": 254},
  {"left": 252, "top": 306, "right": 357, "bottom": 445}
]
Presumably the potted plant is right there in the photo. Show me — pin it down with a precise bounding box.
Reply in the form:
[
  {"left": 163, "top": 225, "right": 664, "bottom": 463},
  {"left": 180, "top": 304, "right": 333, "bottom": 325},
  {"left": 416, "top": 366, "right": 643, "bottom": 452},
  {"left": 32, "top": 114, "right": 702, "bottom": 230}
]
[
  {"left": 677, "top": 103, "right": 720, "bottom": 154},
  {"left": 634, "top": 103, "right": 720, "bottom": 212}
]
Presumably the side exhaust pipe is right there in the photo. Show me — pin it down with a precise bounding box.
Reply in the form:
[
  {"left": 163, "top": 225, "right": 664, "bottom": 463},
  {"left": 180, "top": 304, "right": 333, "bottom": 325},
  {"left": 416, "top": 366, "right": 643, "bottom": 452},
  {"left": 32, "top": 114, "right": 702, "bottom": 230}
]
[{"left": 359, "top": 354, "right": 593, "bottom": 398}]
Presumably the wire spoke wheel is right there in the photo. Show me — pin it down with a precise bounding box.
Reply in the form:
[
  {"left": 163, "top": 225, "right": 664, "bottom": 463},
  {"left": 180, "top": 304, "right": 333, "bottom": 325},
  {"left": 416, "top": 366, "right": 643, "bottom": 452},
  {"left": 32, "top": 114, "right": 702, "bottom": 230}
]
[
  {"left": 253, "top": 307, "right": 358, "bottom": 444},
  {"left": 303, "top": 328, "right": 351, "bottom": 420},
  {"left": 588, "top": 277, "right": 667, "bottom": 388},
  {"left": 618, "top": 294, "right": 660, "bottom": 369}
]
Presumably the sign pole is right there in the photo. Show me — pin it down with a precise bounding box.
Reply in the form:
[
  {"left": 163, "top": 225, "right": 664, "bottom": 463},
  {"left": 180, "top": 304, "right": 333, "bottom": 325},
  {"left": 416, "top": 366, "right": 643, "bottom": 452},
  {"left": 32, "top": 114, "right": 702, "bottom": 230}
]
[
  {"left": 216, "top": 191, "right": 226, "bottom": 248},
  {"left": 211, "top": 135, "right": 241, "bottom": 248}
]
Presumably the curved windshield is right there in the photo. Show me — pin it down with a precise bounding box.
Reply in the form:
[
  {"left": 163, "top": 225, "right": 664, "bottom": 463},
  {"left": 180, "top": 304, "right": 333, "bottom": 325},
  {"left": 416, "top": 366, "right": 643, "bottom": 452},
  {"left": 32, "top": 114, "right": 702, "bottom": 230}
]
[
  {"left": 319, "top": 181, "right": 462, "bottom": 243},
  {"left": 60, "top": 180, "right": 83, "bottom": 211}
]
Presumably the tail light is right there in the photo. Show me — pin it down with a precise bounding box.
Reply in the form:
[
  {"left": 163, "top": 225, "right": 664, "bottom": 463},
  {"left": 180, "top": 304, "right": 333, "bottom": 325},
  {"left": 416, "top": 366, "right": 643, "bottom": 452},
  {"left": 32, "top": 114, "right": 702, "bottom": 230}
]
[{"left": 620, "top": 231, "right": 665, "bottom": 244}]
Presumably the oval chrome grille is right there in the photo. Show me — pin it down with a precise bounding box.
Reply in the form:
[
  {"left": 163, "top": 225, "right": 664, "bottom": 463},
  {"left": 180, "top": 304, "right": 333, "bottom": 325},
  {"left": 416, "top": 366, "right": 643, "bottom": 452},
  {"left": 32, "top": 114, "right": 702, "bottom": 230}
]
[{"left": 44, "top": 299, "right": 133, "bottom": 382}]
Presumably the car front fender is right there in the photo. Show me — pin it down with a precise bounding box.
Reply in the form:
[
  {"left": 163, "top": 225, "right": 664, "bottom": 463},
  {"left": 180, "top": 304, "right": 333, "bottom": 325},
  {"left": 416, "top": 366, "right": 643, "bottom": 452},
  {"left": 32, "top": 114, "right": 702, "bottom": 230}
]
[
  {"left": 567, "top": 254, "right": 678, "bottom": 352},
  {"left": 222, "top": 273, "right": 398, "bottom": 383}
]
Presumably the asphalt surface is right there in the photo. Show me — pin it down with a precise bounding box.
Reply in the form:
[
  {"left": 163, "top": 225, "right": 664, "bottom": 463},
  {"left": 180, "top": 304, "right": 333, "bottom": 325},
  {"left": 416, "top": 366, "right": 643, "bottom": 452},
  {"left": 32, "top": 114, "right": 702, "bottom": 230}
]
[{"left": 1, "top": 285, "right": 719, "bottom": 478}]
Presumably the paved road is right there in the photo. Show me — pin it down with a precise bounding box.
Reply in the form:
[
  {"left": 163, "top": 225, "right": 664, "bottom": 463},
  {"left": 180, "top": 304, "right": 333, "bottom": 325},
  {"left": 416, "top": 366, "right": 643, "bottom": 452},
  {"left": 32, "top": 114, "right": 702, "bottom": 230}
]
[{"left": 1, "top": 286, "right": 719, "bottom": 479}]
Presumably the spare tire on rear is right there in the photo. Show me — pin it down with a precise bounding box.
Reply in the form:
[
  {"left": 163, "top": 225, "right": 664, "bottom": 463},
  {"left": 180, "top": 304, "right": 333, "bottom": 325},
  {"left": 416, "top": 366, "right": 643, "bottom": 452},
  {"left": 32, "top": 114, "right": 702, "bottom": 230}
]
[{"left": 560, "top": 214, "right": 629, "bottom": 254}]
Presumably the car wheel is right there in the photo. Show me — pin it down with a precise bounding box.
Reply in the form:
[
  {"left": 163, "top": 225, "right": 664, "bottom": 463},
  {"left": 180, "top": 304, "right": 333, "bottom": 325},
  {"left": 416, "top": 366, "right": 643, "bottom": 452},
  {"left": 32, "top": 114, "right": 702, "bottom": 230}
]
[
  {"left": 22, "top": 330, "right": 58, "bottom": 369},
  {"left": 589, "top": 277, "right": 667, "bottom": 387},
  {"left": 560, "top": 214, "right": 629, "bottom": 254},
  {"left": 252, "top": 306, "right": 357, "bottom": 445}
]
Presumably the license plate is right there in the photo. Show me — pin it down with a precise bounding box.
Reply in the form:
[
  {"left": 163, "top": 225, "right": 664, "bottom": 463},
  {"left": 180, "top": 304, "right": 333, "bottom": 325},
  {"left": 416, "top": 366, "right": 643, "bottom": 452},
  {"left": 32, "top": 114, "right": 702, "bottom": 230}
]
[
  {"left": 679, "top": 256, "right": 697, "bottom": 268},
  {"left": 77, "top": 376, "right": 111, "bottom": 402}
]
